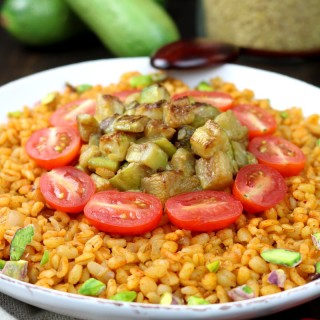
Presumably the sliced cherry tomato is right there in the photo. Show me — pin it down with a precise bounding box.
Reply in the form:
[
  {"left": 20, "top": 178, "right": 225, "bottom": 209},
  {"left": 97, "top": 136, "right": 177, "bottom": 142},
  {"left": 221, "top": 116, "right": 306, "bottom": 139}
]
[
  {"left": 232, "top": 104, "right": 277, "bottom": 138},
  {"left": 172, "top": 90, "right": 234, "bottom": 111},
  {"left": 40, "top": 166, "right": 95, "bottom": 214},
  {"left": 248, "top": 135, "right": 306, "bottom": 176},
  {"left": 84, "top": 191, "right": 163, "bottom": 235},
  {"left": 49, "top": 99, "right": 96, "bottom": 128},
  {"left": 165, "top": 190, "right": 243, "bottom": 232},
  {"left": 112, "top": 89, "right": 141, "bottom": 102},
  {"left": 232, "top": 164, "right": 287, "bottom": 214},
  {"left": 25, "top": 126, "right": 81, "bottom": 170}
]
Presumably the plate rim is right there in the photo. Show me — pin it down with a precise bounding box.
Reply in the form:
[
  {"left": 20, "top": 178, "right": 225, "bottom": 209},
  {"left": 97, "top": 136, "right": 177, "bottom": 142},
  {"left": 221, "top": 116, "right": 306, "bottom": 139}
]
[{"left": 0, "top": 57, "right": 319, "bottom": 319}]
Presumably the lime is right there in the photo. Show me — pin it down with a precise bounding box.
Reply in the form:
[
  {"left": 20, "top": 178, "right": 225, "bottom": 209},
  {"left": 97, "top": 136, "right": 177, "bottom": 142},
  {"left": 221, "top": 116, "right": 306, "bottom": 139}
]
[{"left": 0, "top": 0, "right": 85, "bottom": 46}]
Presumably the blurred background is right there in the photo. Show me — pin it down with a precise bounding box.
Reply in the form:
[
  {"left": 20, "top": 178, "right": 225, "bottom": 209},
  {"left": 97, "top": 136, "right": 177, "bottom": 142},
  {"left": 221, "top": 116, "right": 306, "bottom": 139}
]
[
  {"left": 0, "top": 0, "right": 320, "bottom": 86},
  {"left": 0, "top": 0, "right": 319, "bottom": 319}
]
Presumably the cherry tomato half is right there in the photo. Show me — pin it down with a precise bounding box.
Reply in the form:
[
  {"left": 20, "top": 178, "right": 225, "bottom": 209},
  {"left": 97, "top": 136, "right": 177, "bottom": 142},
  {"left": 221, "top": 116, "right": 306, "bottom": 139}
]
[
  {"left": 232, "top": 104, "right": 277, "bottom": 138},
  {"left": 112, "top": 89, "right": 141, "bottom": 102},
  {"left": 49, "top": 99, "right": 96, "bottom": 128},
  {"left": 40, "top": 166, "right": 95, "bottom": 214},
  {"left": 165, "top": 190, "right": 243, "bottom": 232},
  {"left": 84, "top": 191, "right": 163, "bottom": 235},
  {"left": 248, "top": 135, "right": 306, "bottom": 177},
  {"left": 232, "top": 164, "right": 287, "bottom": 214},
  {"left": 172, "top": 90, "right": 234, "bottom": 111},
  {"left": 25, "top": 126, "right": 81, "bottom": 170}
]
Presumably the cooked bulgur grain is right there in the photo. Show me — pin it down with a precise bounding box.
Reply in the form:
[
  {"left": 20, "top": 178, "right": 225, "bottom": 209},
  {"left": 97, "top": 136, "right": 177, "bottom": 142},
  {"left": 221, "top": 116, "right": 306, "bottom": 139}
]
[{"left": 0, "top": 72, "right": 320, "bottom": 305}]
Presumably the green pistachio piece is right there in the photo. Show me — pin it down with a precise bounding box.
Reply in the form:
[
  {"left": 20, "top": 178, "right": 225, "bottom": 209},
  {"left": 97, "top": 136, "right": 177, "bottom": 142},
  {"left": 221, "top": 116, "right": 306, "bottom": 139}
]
[
  {"left": 0, "top": 259, "right": 6, "bottom": 269},
  {"left": 187, "top": 296, "right": 210, "bottom": 305},
  {"left": 130, "top": 75, "right": 153, "bottom": 88},
  {"left": 316, "top": 262, "right": 320, "bottom": 274},
  {"left": 206, "top": 260, "right": 220, "bottom": 273},
  {"left": 109, "top": 291, "right": 137, "bottom": 302},
  {"left": 40, "top": 250, "right": 50, "bottom": 266},
  {"left": 280, "top": 111, "right": 288, "bottom": 119},
  {"left": 78, "top": 278, "right": 106, "bottom": 296},
  {"left": 10, "top": 225, "right": 34, "bottom": 261},
  {"left": 261, "top": 248, "right": 302, "bottom": 267},
  {"left": 41, "top": 92, "right": 57, "bottom": 105},
  {"left": 196, "top": 81, "right": 214, "bottom": 92},
  {"left": 77, "top": 84, "right": 93, "bottom": 93},
  {"left": 8, "top": 111, "right": 22, "bottom": 118}
]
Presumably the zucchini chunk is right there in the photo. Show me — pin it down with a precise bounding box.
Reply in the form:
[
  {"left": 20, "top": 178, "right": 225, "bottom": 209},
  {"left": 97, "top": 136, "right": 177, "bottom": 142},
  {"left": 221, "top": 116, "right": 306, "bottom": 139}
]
[
  {"left": 139, "top": 84, "right": 170, "bottom": 104},
  {"left": 99, "top": 131, "right": 135, "bottom": 161},
  {"left": 109, "top": 162, "right": 152, "bottom": 191},
  {"left": 170, "top": 148, "right": 196, "bottom": 176},
  {"left": 144, "top": 119, "right": 176, "bottom": 140},
  {"left": 126, "top": 142, "right": 168, "bottom": 170},
  {"left": 195, "top": 151, "right": 233, "bottom": 190},
  {"left": 113, "top": 114, "right": 149, "bottom": 133},
  {"left": 141, "top": 171, "right": 200, "bottom": 203},
  {"left": 190, "top": 120, "right": 231, "bottom": 159},
  {"left": 77, "top": 114, "right": 100, "bottom": 142},
  {"left": 163, "top": 98, "right": 195, "bottom": 128},
  {"left": 214, "top": 110, "right": 248, "bottom": 144},
  {"left": 95, "top": 94, "right": 124, "bottom": 122}
]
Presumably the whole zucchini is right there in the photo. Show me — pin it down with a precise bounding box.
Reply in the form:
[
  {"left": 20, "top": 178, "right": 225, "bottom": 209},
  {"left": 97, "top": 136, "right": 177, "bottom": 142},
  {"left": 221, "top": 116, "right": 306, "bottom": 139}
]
[{"left": 65, "top": 0, "right": 180, "bottom": 57}]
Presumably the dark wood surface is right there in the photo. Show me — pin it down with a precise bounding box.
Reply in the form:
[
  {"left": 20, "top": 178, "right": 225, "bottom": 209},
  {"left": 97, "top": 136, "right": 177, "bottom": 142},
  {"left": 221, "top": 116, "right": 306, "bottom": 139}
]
[{"left": 0, "top": 1, "right": 319, "bottom": 319}]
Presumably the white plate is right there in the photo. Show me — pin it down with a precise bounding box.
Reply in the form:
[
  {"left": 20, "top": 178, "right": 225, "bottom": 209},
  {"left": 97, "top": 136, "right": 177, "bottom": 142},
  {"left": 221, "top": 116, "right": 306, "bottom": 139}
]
[{"left": 0, "top": 57, "right": 319, "bottom": 320}]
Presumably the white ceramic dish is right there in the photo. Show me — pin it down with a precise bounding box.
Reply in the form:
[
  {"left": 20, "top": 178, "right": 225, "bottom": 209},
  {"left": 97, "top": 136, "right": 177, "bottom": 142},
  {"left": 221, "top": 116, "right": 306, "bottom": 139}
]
[{"left": 0, "top": 57, "right": 319, "bottom": 320}]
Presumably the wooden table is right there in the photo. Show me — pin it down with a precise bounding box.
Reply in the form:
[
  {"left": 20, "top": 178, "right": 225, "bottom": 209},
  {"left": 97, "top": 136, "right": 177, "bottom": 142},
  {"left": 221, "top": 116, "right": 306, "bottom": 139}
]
[{"left": 0, "top": 1, "right": 319, "bottom": 319}]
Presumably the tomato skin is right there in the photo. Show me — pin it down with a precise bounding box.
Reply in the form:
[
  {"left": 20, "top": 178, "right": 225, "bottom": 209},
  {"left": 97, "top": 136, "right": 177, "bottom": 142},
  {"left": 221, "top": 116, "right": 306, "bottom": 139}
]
[
  {"left": 232, "top": 164, "right": 287, "bottom": 214},
  {"left": 172, "top": 90, "right": 234, "bottom": 111},
  {"left": 40, "top": 166, "right": 95, "bottom": 214},
  {"left": 165, "top": 190, "right": 243, "bottom": 232},
  {"left": 84, "top": 191, "right": 163, "bottom": 235},
  {"left": 248, "top": 136, "right": 306, "bottom": 177},
  {"left": 49, "top": 99, "right": 96, "bottom": 128},
  {"left": 232, "top": 104, "right": 277, "bottom": 138},
  {"left": 25, "top": 126, "right": 81, "bottom": 170}
]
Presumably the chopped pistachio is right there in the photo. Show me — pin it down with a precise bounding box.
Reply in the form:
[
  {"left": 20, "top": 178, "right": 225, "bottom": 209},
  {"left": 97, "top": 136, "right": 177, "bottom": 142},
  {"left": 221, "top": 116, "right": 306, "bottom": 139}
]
[
  {"left": 187, "top": 296, "right": 210, "bottom": 305},
  {"left": 10, "top": 225, "right": 34, "bottom": 261},
  {"left": 311, "top": 233, "right": 320, "bottom": 250},
  {"left": 267, "top": 269, "right": 286, "bottom": 288},
  {"left": 109, "top": 291, "right": 137, "bottom": 302},
  {"left": 7, "top": 111, "right": 22, "bottom": 118},
  {"left": 2, "top": 260, "right": 28, "bottom": 281},
  {"left": 316, "top": 262, "right": 320, "bottom": 274},
  {"left": 78, "top": 278, "right": 106, "bottom": 296},
  {"left": 0, "top": 259, "right": 6, "bottom": 269},
  {"left": 206, "top": 260, "right": 220, "bottom": 273},
  {"left": 130, "top": 75, "right": 153, "bottom": 88},
  {"left": 196, "top": 81, "right": 214, "bottom": 92},
  {"left": 40, "top": 250, "right": 50, "bottom": 266},
  {"left": 280, "top": 111, "right": 288, "bottom": 119},
  {"left": 317, "top": 139, "right": 320, "bottom": 146},
  {"left": 41, "top": 92, "right": 57, "bottom": 105},
  {"left": 159, "top": 292, "right": 182, "bottom": 305},
  {"left": 77, "top": 84, "right": 93, "bottom": 93},
  {"left": 228, "top": 285, "right": 255, "bottom": 301},
  {"left": 261, "top": 248, "right": 302, "bottom": 267}
]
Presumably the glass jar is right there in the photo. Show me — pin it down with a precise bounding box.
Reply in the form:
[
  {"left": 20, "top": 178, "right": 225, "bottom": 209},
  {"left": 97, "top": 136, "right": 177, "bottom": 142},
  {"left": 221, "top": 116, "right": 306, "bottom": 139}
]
[{"left": 199, "top": 0, "right": 320, "bottom": 55}]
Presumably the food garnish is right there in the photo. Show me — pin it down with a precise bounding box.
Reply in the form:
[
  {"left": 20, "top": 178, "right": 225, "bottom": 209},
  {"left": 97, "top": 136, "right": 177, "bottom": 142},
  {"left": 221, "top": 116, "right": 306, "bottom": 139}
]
[
  {"left": 78, "top": 278, "right": 106, "bottom": 296},
  {"left": 10, "top": 225, "right": 34, "bottom": 261},
  {"left": 261, "top": 249, "right": 302, "bottom": 268}
]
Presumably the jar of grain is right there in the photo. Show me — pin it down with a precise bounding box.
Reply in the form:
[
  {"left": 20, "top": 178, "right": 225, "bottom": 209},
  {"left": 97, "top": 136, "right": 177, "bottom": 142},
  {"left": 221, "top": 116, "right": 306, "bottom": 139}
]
[{"left": 200, "top": 0, "right": 320, "bottom": 54}]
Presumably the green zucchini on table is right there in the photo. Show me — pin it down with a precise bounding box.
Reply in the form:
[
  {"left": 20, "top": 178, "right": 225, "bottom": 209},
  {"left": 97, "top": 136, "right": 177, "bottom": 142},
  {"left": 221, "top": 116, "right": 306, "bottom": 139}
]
[{"left": 64, "top": 0, "right": 180, "bottom": 56}]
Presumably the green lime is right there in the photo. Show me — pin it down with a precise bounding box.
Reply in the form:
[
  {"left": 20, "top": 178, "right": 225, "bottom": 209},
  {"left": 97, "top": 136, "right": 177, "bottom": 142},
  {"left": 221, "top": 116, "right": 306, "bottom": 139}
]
[{"left": 0, "top": 0, "right": 85, "bottom": 46}]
